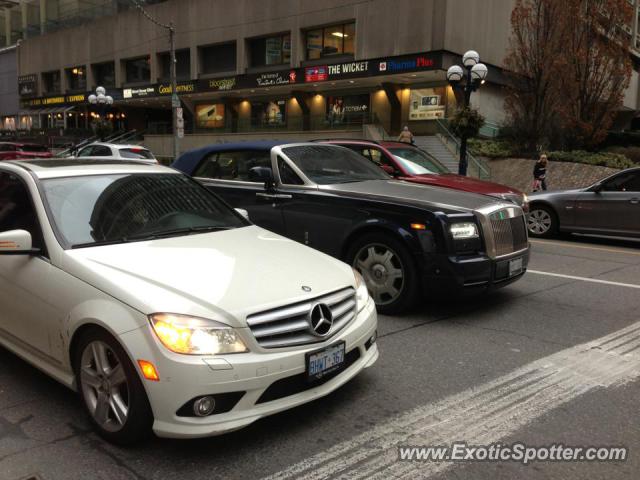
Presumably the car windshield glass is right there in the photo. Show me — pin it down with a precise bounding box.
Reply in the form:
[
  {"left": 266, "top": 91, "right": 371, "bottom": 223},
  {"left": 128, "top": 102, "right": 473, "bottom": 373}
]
[
  {"left": 119, "top": 148, "right": 155, "bottom": 160},
  {"left": 41, "top": 173, "right": 246, "bottom": 248},
  {"left": 282, "top": 145, "right": 389, "bottom": 184},
  {"left": 388, "top": 147, "right": 448, "bottom": 175}
]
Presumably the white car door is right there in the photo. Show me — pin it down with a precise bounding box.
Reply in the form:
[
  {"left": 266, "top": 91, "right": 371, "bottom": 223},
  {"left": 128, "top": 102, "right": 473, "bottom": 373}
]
[{"left": 0, "top": 171, "right": 61, "bottom": 358}]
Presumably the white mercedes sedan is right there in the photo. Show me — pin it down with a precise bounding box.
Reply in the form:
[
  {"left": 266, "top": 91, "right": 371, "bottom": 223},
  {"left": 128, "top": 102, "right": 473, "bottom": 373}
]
[{"left": 0, "top": 159, "right": 378, "bottom": 444}]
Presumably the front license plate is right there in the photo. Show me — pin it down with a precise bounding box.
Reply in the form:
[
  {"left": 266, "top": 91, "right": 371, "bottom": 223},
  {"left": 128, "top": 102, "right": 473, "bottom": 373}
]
[
  {"left": 509, "top": 257, "right": 524, "bottom": 277},
  {"left": 306, "top": 342, "right": 346, "bottom": 381}
]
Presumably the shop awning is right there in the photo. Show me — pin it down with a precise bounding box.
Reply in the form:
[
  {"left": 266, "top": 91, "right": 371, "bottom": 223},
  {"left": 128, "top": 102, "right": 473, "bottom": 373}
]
[{"left": 20, "top": 106, "right": 76, "bottom": 116}]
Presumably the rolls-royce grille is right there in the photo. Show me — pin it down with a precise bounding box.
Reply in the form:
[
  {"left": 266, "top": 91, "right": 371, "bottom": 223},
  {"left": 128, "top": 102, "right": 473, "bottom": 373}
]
[
  {"left": 246, "top": 288, "right": 356, "bottom": 349},
  {"left": 490, "top": 212, "right": 528, "bottom": 257}
]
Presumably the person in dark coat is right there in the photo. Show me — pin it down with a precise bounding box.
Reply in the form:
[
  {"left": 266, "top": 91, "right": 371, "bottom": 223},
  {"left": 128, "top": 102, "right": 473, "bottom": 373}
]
[{"left": 533, "top": 154, "right": 548, "bottom": 191}]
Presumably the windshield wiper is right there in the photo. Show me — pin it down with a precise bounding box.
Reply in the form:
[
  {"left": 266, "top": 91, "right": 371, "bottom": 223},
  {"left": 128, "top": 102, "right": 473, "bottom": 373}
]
[
  {"left": 71, "top": 226, "right": 231, "bottom": 249},
  {"left": 126, "top": 225, "right": 232, "bottom": 241}
]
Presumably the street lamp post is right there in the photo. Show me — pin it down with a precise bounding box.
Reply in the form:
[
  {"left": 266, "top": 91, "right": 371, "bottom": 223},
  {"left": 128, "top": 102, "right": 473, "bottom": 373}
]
[
  {"left": 88, "top": 86, "right": 114, "bottom": 140},
  {"left": 446, "top": 50, "right": 489, "bottom": 176}
]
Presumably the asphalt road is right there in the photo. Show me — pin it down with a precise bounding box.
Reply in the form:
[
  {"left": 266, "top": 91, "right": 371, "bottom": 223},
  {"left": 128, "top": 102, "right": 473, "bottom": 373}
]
[{"left": 2, "top": 235, "right": 640, "bottom": 480}]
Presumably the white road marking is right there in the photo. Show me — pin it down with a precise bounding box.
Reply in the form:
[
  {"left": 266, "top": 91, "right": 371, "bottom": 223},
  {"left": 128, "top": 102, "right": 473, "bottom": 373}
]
[
  {"left": 263, "top": 322, "right": 640, "bottom": 480},
  {"left": 528, "top": 270, "right": 640, "bottom": 289},
  {"left": 530, "top": 239, "right": 640, "bottom": 256}
]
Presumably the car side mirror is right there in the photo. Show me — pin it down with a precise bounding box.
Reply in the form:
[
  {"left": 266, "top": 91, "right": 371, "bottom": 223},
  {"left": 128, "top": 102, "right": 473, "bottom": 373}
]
[
  {"left": 235, "top": 208, "right": 250, "bottom": 221},
  {"left": 248, "top": 166, "right": 275, "bottom": 191},
  {"left": 0, "top": 230, "right": 40, "bottom": 255},
  {"left": 381, "top": 164, "right": 397, "bottom": 176}
]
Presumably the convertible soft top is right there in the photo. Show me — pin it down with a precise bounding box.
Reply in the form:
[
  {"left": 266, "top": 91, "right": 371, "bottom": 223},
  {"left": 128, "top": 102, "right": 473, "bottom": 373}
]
[{"left": 172, "top": 141, "right": 286, "bottom": 174}]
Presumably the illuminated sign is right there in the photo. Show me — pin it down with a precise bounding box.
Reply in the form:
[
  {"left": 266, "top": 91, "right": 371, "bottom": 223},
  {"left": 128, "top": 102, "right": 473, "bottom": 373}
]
[
  {"left": 305, "top": 66, "right": 328, "bottom": 82},
  {"left": 377, "top": 55, "right": 436, "bottom": 73},
  {"left": 158, "top": 82, "right": 196, "bottom": 95}
]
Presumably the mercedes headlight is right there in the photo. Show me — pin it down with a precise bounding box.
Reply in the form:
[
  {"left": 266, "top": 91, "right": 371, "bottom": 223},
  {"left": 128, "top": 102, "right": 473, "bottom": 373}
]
[
  {"left": 450, "top": 222, "right": 479, "bottom": 240},
  {"left": 149, "top": 313, "right": 248, "bottom": 355},
  {"left": 353, "top": 268, "right": 370, "bottom": 312}
]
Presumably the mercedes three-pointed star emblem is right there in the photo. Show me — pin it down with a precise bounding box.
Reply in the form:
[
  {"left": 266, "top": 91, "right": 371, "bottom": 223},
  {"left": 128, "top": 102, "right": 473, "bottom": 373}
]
[{"left": 308, "top": 303, "right": 334, "bottom": 337}]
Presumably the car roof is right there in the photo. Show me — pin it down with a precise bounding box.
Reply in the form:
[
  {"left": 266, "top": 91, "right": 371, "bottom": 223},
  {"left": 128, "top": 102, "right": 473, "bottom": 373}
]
[
  {"left": 0, "top": 141, "right": 44, "bottom": 148},
  {"left": 85, "top": 143, "right": 151, "bottom": 150},
  {"left": 318, "top": 139, "right": 416, "bottom": 149},
  {"left": 172, "top": 140, "right": 288, "bottom": 173},
  {"left": 4, "top": 159, "right": 175, "bottom": 179}
]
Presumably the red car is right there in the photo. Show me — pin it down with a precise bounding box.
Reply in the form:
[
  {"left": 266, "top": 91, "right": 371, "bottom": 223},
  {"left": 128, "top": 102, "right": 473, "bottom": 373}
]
[
  {"left": 0, "top": 142, "right": 53, "bottom": 161},
  {"left": 320, "top": 140, "right": 528, "bottom": 210}
]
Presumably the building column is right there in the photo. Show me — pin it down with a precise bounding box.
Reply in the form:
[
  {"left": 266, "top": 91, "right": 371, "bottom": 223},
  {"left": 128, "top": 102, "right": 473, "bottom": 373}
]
[
  {"left": 21, "top": 1, "right": 27, "bottom": 39},
  {"left": 39, "top": 0, "right": 46, "bottom": 34},
  {"left": 382, "top": 82, "right": 402, "bottom": 135},
  {"left": 5, "top": 9, "right": 11, "bottom": 46}
]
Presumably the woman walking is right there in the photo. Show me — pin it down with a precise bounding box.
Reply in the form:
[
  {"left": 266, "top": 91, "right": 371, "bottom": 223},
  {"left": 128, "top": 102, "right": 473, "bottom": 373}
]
[{"left": 533, "top": 154, "right": 548, "bottom": 192}]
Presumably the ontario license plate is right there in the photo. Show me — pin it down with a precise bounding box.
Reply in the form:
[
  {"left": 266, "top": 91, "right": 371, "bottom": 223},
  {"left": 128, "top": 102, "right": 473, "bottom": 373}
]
[
  {"left": 509, "top": 257, "right": 524, "bottom": 277},
  {"left": 307, "top": 342, "right": 346, "bottom": 381}
]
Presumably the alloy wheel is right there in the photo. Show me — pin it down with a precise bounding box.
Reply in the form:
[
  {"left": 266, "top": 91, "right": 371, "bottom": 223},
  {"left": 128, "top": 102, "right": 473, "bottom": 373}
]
[
  {"left": 528, "top": 209, "right": 552, "bottom": 235},
  {"left": 80, "top": 340, "right": 130, "bottom": 433},
  {"left": 353, "top": 243, "right": 405, "bottom": 306}
]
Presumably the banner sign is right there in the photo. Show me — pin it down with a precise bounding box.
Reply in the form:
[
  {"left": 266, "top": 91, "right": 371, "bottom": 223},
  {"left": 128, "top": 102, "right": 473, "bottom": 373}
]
[{"left": 18, "top": 74, "right": 38, "bottom": 97}]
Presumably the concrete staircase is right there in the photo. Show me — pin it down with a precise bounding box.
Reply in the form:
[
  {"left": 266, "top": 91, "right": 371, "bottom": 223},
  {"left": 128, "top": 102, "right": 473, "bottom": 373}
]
[{"left": 414, "top": 135, "right": 459, "bottom": 173}]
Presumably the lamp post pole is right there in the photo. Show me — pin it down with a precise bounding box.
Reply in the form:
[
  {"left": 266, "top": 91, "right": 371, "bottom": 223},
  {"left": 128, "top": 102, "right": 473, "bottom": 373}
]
[
  {"left": 130, "top": 0, "right": 180, "bottom": 161},
  {"left": 447, "top": 50, "right": 488, "bottom": 176}
]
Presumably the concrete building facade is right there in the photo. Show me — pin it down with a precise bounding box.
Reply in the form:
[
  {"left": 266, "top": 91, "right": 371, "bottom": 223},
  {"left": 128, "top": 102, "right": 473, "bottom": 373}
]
[{"left": 5, "top": 0, "right": 640, "bottom": 154}]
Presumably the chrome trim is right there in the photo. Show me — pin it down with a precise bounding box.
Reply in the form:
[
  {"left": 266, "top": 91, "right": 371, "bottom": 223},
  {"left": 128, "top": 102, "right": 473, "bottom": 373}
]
[
  {"left": 474, "top": 203, "right": 528, "bottom": 260},
  {"left": 246, "top": 287, "right": 357, "bottom": 348}
]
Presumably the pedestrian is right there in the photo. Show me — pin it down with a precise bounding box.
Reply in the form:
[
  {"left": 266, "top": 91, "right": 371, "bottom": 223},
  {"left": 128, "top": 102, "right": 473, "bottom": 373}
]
[
  {"left": 398, "top": 126, "right": 414, "bottom": 144},
  {"left": 532, "top": 154, "right": 548, "bottom": 192}
]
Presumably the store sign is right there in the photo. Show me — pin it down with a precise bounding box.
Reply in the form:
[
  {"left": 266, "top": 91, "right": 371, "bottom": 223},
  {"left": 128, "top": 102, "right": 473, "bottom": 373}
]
[
  {"left": 304, "top": 66, "right": 328, "bottom": 82},
  {"left": 326, "top": 61, "right": 370, "bottom": 78},
  {"left": 377, "top": 54, "right": 438, "bottom": 74},
  {"left": 23, "top": 93, "right": 87, "bottom": 107},
  {"left": 201, "top": 77, "right": 237, "bottom": 92},
  {"left": 237, "top": 70, "right": 296, "bottom": 89},
  {"left": 18, "top": 74, "right": 38, "bottom": 97},
  {"left": 123, "top": 86, "right": 156, "bottom": 99},
  {"left": 158, "top": 82, "right": 196, "bottom": 95}
]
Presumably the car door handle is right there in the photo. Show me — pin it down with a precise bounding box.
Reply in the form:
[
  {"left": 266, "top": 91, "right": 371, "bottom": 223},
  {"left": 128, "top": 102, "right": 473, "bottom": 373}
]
[
  {"left": 256, "top": 192, "right": 293, "bottom": 200},
  {"left": 630, "top": 198, "right": 640, "bottom": 205}
]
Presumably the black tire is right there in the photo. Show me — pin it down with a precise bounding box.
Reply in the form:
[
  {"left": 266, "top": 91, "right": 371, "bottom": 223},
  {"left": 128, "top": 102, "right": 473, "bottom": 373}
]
[
  {"left": 346, "top": 232, "right": 419, "bottom": 315},
  {"left": 73, "top": 328, "right": 154, "bottom": 445},
  {"left": 527, "top": 204, "right": 558, "bottom": 238}
]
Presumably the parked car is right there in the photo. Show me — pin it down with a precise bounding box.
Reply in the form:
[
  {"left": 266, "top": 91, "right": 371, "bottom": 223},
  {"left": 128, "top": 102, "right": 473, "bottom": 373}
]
[
  {"left": 173, "top": 142, "right": 530, "bottom": 314},
  {"left": 0, "top": 159, "right": 378, "bottom": 444},
  {"left": 0, "top": 142, "right": 52, "bottom": 160},
  {"left": 527, "top": 167, "right": 640, "bottom": 238},
  {"left": 317, "top": 139, "right": 528, "bottom": 210},
  {"left": 74, "top": 142, "right": 157, "bottom": 163}
]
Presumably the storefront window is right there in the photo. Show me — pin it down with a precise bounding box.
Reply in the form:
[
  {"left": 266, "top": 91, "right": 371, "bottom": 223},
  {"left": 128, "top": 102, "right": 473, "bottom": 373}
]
[
  {"left": 42, "top": 70, "right": 61, "bottom": 94},
  {"left": 200, "top": 42, "right": 236, "bottom": 74},
  {"left": 92, "top": 62, "right": 116, "bottom": 88},
  {"left": 409, "top": 88, "right": 447, "bottom": 121},
  {"left": 251, "top": 100, "right": 286, "bottom": 127},
  {"left": 249, "top": 34, "right": 291, "bottom": 68},
  {"left": 159, "top": 49, "right": 191, "bottom": 81},
  {"left": 195, "top": 104, "right": 226, "bottom": 129},
  {"left": 326, "top": 94, "right": 370, "bottom": 126},
  {"left": 124, "top": 56, "right": 151, "bottom": 84},
  {"left": 66, "top": 66, "right": 87, "bottom": 92},
  {"left": 306, "top": 22, "right": 355, "bottom": 60}
]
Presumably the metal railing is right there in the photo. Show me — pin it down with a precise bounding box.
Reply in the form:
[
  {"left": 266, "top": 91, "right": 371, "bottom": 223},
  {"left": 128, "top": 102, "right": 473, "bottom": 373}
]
[
  {"left": 479, "top": 120, "right": 501, "bottom": 139},
  {"left": 435, "top": 118, "right": 491, "bottom": 180}
]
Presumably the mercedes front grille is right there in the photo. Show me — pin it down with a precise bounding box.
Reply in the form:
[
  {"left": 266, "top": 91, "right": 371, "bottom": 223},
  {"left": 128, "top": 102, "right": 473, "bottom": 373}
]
[{"left": 246, "top": 288, "right": 356, "bottom": 348}]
